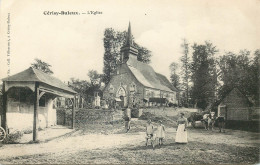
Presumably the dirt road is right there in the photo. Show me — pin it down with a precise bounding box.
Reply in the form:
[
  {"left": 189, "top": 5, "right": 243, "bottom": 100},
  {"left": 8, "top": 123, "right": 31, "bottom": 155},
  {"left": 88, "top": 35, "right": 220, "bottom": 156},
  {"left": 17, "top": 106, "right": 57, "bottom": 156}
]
[{"left": 0, "top": 119, "right": 259, "bottom": 164}]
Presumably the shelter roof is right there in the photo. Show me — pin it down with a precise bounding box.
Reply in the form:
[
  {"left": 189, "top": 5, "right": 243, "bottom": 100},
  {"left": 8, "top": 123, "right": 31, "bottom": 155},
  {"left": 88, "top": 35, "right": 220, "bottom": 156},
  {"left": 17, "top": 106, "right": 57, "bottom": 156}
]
[{"left": 2, "top": 67, "right": 76, "bottom": 94}]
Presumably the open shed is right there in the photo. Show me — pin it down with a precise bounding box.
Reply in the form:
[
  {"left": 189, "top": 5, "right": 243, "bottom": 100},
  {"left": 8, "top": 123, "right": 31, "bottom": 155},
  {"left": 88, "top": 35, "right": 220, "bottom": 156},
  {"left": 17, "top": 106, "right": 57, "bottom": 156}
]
[{"left": 1, "top": 67, "right": 77, "bottom": 142}]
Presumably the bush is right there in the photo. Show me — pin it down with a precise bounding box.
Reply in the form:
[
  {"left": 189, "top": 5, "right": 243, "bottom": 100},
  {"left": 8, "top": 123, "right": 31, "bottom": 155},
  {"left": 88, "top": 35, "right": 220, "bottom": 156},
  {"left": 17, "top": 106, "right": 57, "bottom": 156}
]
[
  {"left": 23, "top": 129, "right": 33, "bottom": 134},
  {"left": 3, "top": 131, "right": 23, "bottom": 144}
]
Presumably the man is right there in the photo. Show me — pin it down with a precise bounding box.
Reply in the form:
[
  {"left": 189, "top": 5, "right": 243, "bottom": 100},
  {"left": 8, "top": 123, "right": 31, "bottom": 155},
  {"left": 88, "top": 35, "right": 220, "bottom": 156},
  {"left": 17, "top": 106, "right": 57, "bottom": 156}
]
[
  {"left": 216, "top": 116, "right": 225, "bottom": 132},
  {"left": 124, "top": 106, "right": 131, "bottom": 133},
  {"left": 201, "top": 113, "right": 209, "bottom": 130}
]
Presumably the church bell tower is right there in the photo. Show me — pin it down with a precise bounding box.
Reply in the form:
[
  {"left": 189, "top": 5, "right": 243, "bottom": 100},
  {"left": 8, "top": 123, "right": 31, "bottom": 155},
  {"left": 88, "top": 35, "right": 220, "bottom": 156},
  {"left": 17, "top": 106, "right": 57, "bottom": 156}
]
[{"left": 120, "top": 22, "right": 138, "bottom": 63}]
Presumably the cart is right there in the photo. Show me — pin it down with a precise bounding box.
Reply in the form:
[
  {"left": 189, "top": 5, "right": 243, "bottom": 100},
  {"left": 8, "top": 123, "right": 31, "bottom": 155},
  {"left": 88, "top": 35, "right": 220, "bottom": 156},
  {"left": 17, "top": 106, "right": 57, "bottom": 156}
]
[{"left": 0, "top": 126, "right": 6, "bottom": 142}]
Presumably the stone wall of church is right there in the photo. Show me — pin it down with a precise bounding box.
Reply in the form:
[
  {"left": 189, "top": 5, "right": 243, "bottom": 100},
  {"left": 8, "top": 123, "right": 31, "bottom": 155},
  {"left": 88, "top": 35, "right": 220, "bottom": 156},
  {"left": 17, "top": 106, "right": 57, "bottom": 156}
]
[{"left": 103, "top": 64, "right": 145, "bottom": 108}]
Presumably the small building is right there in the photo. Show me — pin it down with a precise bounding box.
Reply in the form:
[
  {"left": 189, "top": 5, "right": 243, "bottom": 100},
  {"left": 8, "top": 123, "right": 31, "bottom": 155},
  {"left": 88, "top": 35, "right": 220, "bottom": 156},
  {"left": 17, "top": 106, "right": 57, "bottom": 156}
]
[
  {"left": 218, "top": 88, "right": 253, "bottom": 121},
  {"left": 103, "top": 23, "right": 178, "bottom": 108},
  {"left": 1, "top": 67, "right": 77, "bottom": 141}
]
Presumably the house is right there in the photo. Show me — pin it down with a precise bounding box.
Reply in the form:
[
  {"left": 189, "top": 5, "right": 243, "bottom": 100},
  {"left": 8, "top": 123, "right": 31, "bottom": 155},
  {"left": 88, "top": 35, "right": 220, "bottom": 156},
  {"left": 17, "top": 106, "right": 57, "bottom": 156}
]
[
  {"left": 103, "top": 23, "right": 178, "bottom": 108},
  {"left": 217, "top": 88, "right": 253, "bottom": 121},
  {"left": 1, "top": 67, "right": 77, "bottom": 141}
]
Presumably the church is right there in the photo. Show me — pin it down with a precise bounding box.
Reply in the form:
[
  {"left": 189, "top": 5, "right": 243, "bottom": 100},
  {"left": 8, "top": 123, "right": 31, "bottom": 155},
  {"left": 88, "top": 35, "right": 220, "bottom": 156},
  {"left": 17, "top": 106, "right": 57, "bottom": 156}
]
[{"left": 103, "top": 23, "right": 178, "bottom": 108}]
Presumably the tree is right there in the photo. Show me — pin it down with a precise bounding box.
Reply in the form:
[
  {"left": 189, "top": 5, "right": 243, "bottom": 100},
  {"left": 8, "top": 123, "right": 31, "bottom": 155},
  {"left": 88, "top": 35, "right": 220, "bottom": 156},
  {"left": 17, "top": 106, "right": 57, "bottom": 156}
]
[
  {"left": 88, "top": 70, "right": 101, "bottom": 86},
  {"left": 31, "top": 58, "right": 53, "bottom": 74},
  {"left": 190, "top": 41, "right": 218, "bottom": 109},
  {"left": 134, "top": 43, "right": 152, "bottom": 64},
  {"left": 218, "top": 49, "right": 259, "bottom": 106},
  {"left": 253, "top": 49, "right": 260, "bottom": 106},
  {"left": 69, "top": 78, "right": 90, "bottom": 97},
  {"left": 103, "top": 28, "right": 152, "bottom": 84},
  {"left": 103, "top": 28, "right": 122, "bottom": 85},
  {"left": 180, "top": 39, "right": 191, "bottom": 106},
  {"left": 169, "top": 62, "right": 180, "bottom": 89},
  {"left": 68, "top": 78, "right": 90, "bottom": 108},
  {"left": 87, "top": 70, "right": 103, "bottom": 97}
]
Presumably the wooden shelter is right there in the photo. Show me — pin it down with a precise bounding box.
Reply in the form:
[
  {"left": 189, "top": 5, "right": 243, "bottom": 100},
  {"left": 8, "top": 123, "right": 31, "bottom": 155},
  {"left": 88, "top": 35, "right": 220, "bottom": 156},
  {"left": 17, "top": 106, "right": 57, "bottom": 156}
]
[
  {"left": 1, "top": 67, "right": 77, "bottom": 142},
  {"left": 217, "top": 88, "right": 253, "bottom": 121}
]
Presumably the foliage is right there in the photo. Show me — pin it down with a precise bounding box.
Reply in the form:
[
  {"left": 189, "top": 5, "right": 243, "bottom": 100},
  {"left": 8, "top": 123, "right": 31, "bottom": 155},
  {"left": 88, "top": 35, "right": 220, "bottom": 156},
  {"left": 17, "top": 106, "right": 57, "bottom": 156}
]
[
  {"left": 134, "top": 43, "right": 152, "bottom": 64},
  {"left": 31, "top": 58, "right": 53, "bottom": 74},
  {"left": 68, "top": 70, "right": 103, "bottom": 108},
  {"left": 169, "top": 62, "right": 180, "bottom": 89},
  {"left": 3, "top": 131, "right": 23, "bottom": 144},
  {"left": 103, "top": 28, "right": 152, "bottom": 84},
  {"left": 170, "top": 74, "right": 180, "bottom": 90},
  {"left": 217, "top": 49, "right": 260, "bottom": 106},
  {"left": 180, "top": 39, "right": 191, "bottom": 105},
  {"left": 190, "top": 41, "right": 218, "bottom": 109},
  {"left": 88, "top": 70, "right": 102, "bottom": 87},
  {"left": 69, "top": 78, "right": 90, "bottom": 97}
]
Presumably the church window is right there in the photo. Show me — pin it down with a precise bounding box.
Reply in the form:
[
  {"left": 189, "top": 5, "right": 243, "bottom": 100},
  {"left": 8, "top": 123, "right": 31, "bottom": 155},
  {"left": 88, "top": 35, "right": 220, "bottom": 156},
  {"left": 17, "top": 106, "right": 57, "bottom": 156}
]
[
  {"left": 129, "top": 82, "right": 136, "bottom": 92},
  {"left": 146, "top": 90, "right": 150, "bottom": 97},
  {"left": 151, "top": 91, "right": 154, "bottom": 97}
]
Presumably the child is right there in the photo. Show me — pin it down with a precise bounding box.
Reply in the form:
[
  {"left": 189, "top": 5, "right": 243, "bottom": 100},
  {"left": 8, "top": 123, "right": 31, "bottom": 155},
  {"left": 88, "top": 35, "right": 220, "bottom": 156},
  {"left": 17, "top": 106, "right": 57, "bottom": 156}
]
[
  {"left": 145, "top": 119, "right": 154, "bottom": 146},
  {"left": 157, "top": 120, "right": 165, "bottom": 146}
]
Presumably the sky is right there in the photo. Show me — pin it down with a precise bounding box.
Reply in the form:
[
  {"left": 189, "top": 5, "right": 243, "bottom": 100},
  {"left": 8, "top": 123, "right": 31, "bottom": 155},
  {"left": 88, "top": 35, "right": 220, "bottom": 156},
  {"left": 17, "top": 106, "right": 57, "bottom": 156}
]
[{"left": 0, "top": 0, "right": 260, "bottom": 82}]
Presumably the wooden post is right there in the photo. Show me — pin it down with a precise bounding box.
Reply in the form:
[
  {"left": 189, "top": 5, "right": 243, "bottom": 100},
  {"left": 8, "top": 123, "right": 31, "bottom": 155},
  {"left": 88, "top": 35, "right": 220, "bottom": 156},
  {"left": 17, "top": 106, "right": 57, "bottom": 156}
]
[
  {"left": 33, "top": 82, "right": 39, "bottom": 142},
  {"left": 71, "top": 96, "right": 75, "bottom": 129},
  {"left": 2, "top": 82, "right": 8, "bottom": 132}
]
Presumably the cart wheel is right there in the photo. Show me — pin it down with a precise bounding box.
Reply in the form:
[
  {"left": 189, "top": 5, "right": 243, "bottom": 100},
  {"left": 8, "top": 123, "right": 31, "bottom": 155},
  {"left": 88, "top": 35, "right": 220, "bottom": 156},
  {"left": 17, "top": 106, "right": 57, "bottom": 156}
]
[{"left": 0, "top": 127, "right": 6, "bottom": 142}]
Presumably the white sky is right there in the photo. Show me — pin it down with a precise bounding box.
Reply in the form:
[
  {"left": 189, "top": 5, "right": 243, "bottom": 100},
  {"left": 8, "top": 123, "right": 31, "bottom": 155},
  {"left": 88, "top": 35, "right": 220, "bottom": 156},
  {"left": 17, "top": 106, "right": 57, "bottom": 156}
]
[{"left": 0, "top": 0, "right": 260, "bottom": 82}]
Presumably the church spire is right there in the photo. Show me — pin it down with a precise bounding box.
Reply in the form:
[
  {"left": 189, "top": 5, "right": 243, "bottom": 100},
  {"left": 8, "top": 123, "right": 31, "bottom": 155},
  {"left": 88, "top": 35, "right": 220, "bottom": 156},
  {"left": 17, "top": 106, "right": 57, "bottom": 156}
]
[
  {"left": 125, "top": 22, "right": 133, "bottom": 46},
  {"left": 120, "top": 22, "right": 138, "bottom": 63}
]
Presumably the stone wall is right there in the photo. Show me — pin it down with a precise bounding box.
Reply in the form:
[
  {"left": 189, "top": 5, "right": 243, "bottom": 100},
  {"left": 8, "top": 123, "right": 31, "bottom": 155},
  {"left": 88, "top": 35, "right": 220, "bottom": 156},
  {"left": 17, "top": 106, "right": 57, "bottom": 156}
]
[{"left": 56, "top": 108, "right": 124, "bottom": 126}]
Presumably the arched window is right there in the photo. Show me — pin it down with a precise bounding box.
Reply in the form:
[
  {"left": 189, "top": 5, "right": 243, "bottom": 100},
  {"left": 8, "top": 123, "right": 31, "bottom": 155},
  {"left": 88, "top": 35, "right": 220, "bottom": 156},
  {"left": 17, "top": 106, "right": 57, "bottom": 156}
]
[{"left": 116, "top": 86, "right": 126, "bottom": 97}]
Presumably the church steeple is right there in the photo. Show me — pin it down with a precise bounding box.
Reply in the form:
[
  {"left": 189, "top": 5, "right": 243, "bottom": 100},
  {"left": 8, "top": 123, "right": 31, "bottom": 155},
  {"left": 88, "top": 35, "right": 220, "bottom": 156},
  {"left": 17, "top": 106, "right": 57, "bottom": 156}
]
[
  {"left": 121, "top": 22, "right": 138, "bottom": 63},
  {"left": 125, "top": 22, "right": 133, "bottom": 46}
]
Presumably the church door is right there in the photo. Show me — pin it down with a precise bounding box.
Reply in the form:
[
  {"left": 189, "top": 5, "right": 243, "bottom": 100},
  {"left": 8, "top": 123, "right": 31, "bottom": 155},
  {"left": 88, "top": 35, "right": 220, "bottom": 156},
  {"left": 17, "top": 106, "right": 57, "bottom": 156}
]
[
  {"left": 116, "top": 86, "right": 127, "bottom": 108},
  {"left": 120, "top": 95, "right": 124, "bottom": 108}
]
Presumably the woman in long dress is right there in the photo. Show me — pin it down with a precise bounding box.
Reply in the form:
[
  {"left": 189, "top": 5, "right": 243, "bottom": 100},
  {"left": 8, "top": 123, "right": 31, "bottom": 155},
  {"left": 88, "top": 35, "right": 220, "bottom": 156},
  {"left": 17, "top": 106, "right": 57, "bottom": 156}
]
[{"left": 175, "top": 112, "right": 188, "bottom": 143}]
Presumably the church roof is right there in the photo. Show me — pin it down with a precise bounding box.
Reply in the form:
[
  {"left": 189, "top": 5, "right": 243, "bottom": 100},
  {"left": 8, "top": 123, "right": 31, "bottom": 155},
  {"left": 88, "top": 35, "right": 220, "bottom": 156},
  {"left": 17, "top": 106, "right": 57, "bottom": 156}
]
[
  {"left": 120, "top": 22, "right": 177, "bottom": 93},
  {"left": 127, "top": 56, "right": 177, "bottom": 92},
  {"left": 155, "top": 73, "right": 178, "bottom": 91},
  {"left": 2, "top": 67, "right": 76, "bottom": 94}
]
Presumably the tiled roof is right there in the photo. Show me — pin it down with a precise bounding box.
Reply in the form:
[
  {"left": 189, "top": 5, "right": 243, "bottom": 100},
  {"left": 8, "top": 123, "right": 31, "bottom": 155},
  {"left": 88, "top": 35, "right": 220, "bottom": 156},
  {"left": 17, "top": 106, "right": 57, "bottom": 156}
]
[
  {"left": 127, "top": 56, "right": 177, "bottom": 92},
  {"left": 2, "top": 67, "right": 76, "bottom": 94}
]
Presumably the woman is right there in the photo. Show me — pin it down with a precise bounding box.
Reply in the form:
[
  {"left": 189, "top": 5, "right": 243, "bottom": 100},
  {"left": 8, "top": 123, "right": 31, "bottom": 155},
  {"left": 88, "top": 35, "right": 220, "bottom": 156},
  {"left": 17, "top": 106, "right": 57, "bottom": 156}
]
[{"left": 175, "top": 112, "right": 188, "bottom": 143}]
